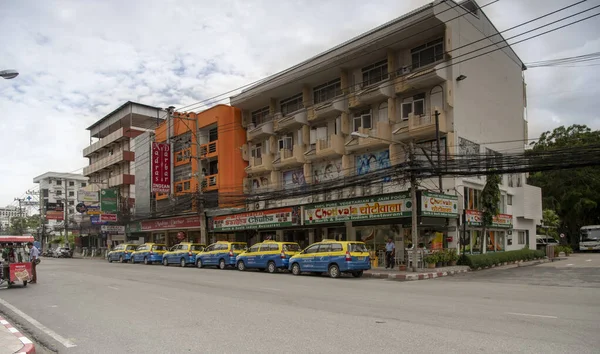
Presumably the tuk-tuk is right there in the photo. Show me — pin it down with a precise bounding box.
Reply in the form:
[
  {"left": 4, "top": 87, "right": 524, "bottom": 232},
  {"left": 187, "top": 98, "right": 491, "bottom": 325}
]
[{"left": 0, "top": 235, "right": 34, "bottom": 288}]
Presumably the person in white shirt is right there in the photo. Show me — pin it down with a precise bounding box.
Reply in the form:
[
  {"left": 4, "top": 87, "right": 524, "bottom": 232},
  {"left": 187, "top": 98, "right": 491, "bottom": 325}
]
[
  {"left": 385, "top": 238, "right": 395, "bottom": 269},
  {"left": 27, "top": 242, "right": 40, "bottom": 284}
]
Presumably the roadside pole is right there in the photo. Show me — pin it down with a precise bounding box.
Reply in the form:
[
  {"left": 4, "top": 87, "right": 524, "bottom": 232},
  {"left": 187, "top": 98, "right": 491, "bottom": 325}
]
[{"left": 409, "top": 142, "right": 419, "bottom": 272}]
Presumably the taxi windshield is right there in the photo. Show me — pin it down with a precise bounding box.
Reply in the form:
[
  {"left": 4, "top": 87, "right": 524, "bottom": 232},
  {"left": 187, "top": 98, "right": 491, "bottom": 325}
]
[
  {"left": 126, "top": 246, "right": 137, "bottom": 251},
  {"left": 230, "top": 243, "right": 247, "bottom": 251},
  {"left": 152, "top": 245, "right": 167, "bottom": 251},
  {"left": 283, "top": 244, "right": 300, "bottom": 251},
  {"left": 191, "top": 245, "right": 204, "bottom": 251},
  {"left": 348, "top": 243, "right": 368, "bottom": 252}
]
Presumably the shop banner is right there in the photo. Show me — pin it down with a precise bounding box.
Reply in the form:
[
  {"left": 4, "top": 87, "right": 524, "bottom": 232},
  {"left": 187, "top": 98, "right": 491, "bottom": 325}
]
[
  {"left": 78, "top": 190, "right": 99, "bottom": 202},
  {"left": 466, "top": 210, "right": 513, "bottom": 229},
  {"left": 100, "top": 189, "right": 118, "bottom": 213},
  {"left": 99, "top": 214, "right": 118, "bottom": 222},
  {"left": 212, "top": 207, "right": 300, "bottom": 232},
  {"left": 141, "top": 215, "right": 202, "bottom": 231},
  {"left": 420, "top": 192, "right": 458, "bottom": 217},
  {"left": 45, "top": 210, "right": 64, "bottom": 220},
  {"left": 151, "top": 142, "right": 171, "bottom": 193},
  {"left": 86, "top": 205, "right": 102, "bottom": 215},
  {"left": 10, "top": 263, "right": 32, "bottom": 282},
  {"left": 101, "top": 225, "right": 125, "bottom": 233},
  {"left": 304, "top": 193, "right": 411, "bottom": 225},
  {"left": 90, "top": 215, "right": 107, "bottom": 225}
]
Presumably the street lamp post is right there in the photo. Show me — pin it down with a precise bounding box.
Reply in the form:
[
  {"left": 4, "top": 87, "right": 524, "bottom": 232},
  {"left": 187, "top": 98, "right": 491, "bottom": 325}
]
[
  {"left": 350, "top": 131, "right": 420, "bottom": 272},
  {"left": 0, "top": 70, "right": 19, "bottom": 80}
]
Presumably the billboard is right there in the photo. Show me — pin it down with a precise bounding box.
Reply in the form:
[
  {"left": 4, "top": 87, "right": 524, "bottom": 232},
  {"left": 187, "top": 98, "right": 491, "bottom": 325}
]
[
  {"left": 151, "top": 142, "right": 171, "bottom": 193},
  {"left": 78, "top": 190, "right": 99, "bottom": 202},
  {"left": 100, "top": 189, "right": 118, "bottom": 213}
]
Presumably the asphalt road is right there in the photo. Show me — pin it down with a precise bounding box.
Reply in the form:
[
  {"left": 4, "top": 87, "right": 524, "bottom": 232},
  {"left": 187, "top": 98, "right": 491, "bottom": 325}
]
[{"left": 0, "top": 254, "right": 599, "bottom": 354}]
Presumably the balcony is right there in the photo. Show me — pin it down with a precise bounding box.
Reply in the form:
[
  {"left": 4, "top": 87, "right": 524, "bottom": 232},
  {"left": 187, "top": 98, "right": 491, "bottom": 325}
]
[
  {"left": 83, "top": 127, "right": 143, "bottom": 157},
  {"left": 245, "top": 154, "right": 274, "bottom": 175},
  {"left": 108, "top": 174, "right": 135, "bottom": 187},
  {"left": 273, "top": 145, "right": 306, "bottom": 169},
  {"left": 274, "top": 109, "right": 308, "bottom": 132},
  {"left": 200, "top": 141, "right": 218, "bottom": 159},
  {"left": 247, "top": 119, "right": 274, "bottom": 142},
  {"left": 174, "top": 148, "right": 192, "bottom": 166},
  {"left": 349, "top": 78, "right": 395, "bottom": 109},
  {"left": 202, "top": 174, "right": 219, "bottom": 192},
  {"left": 311, "top": 96, "right": 347, "bottom": 122},
  {"left": 393, "top": 109, "right": 448, "bottom": 141},
  {"left": 316, "top": 134, "right": 345, "bottom": 159},
  {"left": 346, "top": 122, "right": 392, "bottom": 152},
  {"left": 174, "top": 179, "right": 193, "bottom": 196},
  {"left": 399, "top": 63, "right": 449, "bottom": 93},
  {"left": 83, "top": 151, "right": 135, "bottom": 176}
]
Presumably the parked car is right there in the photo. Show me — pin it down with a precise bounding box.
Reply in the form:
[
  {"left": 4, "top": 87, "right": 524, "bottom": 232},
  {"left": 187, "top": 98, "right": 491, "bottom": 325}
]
[
  {"left": 130, "top": 243, "right": 168, "bottom": 265},
  {"left": 536, "top": 235, "right": 559, "bottom": 251},
  {"left": 52, "top": 247, "right": 73, "bottom": 258},
  {"left": 107, "top": 244, "right": 138, "bottom": 263},
  {"left": 162, "top": 242, "right": 205, "bottom": 267},
  {"left": 288, "top": 239, "right": 371, "bottom": 278},
  {"left": 196, "top": 241, "right": 247, "bottom": 269},
  {"left": 235, "top": 241, "right": 301, "bottom": 273}
]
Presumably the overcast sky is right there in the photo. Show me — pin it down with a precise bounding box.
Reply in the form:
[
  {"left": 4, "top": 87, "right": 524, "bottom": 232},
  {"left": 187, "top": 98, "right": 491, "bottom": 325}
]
[{"left": 1, "top": 0, "right": 599, "bottom": 208}]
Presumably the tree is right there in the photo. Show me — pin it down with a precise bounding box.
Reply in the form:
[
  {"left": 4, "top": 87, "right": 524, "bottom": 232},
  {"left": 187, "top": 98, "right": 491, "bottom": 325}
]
[
  {"left": 8, "top": 215, "right": 43, "bottom": 235},
  {"left": 537, "top": 209, "right": 560, "bottom": 239},
  {"left": 480, "top": 173, "right": 501, "bottom": 254},
  {"left": 528, "top": 125, "right": 600, "bottom": 248}
]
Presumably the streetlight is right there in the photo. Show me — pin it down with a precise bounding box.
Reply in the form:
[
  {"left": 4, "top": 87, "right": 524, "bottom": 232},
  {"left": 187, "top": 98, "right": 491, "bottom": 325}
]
[
  {"left": 350, "top": 131, "right": 420, "bottom": 272},
  {"left": 0, "top": 69, "right": 19, "bottom": 80}
]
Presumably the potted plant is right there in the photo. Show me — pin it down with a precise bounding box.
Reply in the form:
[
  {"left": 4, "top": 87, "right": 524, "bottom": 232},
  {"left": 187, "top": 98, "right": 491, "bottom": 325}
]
[
  {"left": 424, "top": 254, "right": 437, "bottom": 269},
  {"left": 448, "top": 249, "right": 458, "bottom": 266}
]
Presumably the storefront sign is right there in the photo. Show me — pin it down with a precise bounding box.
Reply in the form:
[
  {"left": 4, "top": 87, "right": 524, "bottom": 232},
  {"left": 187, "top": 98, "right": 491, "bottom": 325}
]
[
  {"left": 304, "top": 193, "right": 411, "bottom": 225},
  {"left": 99, "top": 214, "right": 117, "bottom": 222},
  {"left": 101, "top": 225, "right": 125, "bottom": 233},
  {"left": 211, "top": 207, "right": 300, "bottom": 232},
  {"left": 420, "top": 192, "right": 458, "bottom": 217},
  {"left": 90, "top": 215, "right": 107, "bottom": 225},
  {"left": 45, "top": 210, "right": 64, "bottom": 220},
  {"left": 466, "top": 210, "right": 513, "bottom": 229},
  {"left": 141, "top": 215, "right": 202, "bottom": 231},
  {"left": 151, "top": 142, "right": 171, "bottom": 193},
  {"left": 86, "top": 205, "right": 102, "bottom": 215},
  {"left": 126, "top": 221, "right": 142, "bottom": 233},
  {"left": 78, "top": 190, "right": 99, "bottom": 202},
  {"left": 100, "top": 189, "right": 118, "bottom": 213}
]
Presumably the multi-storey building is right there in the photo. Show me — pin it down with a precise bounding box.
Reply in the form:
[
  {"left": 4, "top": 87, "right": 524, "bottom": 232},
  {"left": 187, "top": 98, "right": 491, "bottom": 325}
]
[
  {"left": 82, "top": 101, "right": 164, "bottom": 216},
  {"left": 0, "top": 206, "right": 20, "bottom": 234},
  {"left": 126, "top": 105, "right": 247, "bottom": 246},
  {"left": 33, "top": 172, "right": 89, "bottom": 228},
  {"left": 221, "top": 0, "right": 541, "bottom": 256}
]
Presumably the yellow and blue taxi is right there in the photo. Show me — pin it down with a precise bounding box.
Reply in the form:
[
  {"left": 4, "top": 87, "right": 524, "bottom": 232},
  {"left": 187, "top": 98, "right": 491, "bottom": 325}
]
[
  {"left": 107, "top": 243, "right": 139, "bottom": 263},
  {"left": 130, "top": 243, "right": 167, "bottom": 264},
  {"left": 288, "top": 239, "right": 371, "bottom": 278},
  {"left": 162, "top": 242, "right": 206, "bottom": 267},
  {"left": 196, "top": 241, "right": 247, "bottom": 270},
  {"left": 235, "top": 241, "right": 301, "bottom": 273}
]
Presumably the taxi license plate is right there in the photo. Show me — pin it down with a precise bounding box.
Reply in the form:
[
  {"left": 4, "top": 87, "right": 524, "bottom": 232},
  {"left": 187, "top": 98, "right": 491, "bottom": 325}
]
[{"left": 358, "top": 257, "right": 365, "bottom": 260}]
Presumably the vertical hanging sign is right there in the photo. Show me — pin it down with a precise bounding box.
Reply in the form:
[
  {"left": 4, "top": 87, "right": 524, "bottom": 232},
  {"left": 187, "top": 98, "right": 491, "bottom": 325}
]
[{"left": 151, "top": 142, "right": 171, "bottom": 193}]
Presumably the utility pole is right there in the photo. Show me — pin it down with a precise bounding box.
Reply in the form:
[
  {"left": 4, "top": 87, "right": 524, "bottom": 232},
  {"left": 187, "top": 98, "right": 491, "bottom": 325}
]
[
  {"left": 409, "top": 142, "right": 419, "bottom": 272},
  {"left": 434, "top": 110, "right": 443, "bottom": 193},
  {"left": 13, "top": 198, "right": 24, "bottom": 235}
]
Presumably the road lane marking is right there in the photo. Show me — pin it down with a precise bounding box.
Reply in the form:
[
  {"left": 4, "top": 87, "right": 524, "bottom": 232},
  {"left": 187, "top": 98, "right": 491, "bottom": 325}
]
[
  {"left": 108, "top": 286, "right": 119, "bottom": 290},
  {"left": 260, "top": 287, "right": 282, "bottom": 292},
  {"left": 506, "top": 312, "right": 557, "bottom": 319},
  {"left": 0, "top": 298, "right": 77, "bottom": 348},
  {"left": 586, "top": 259, "right": 592, "bottom": 262},
  {"left": 157, "top": 296, "right": 170, "bottom": 301},
  {"left": 566, "top": 264, "right": 573, "bottom": 266}
]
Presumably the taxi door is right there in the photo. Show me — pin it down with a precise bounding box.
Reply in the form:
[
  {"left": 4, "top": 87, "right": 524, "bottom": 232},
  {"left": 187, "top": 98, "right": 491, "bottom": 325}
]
[
  {"left": 315, "top": 244, "right": 333, "bottom": 272},
  {"left": 257, "top": 243, "right": 275, "bottom": 268},
  {"left": 297, "top": 244, "right": 320, "bottom": 270},
  {"left": 245, "top": 244, "right": 261, "bottom": 267}
]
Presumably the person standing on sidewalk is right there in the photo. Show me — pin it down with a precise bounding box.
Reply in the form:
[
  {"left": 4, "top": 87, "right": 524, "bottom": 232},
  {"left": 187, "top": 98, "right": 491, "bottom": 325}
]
[
  {"left": 27, "top": 242, "right": 39, "bottom": 284},
  {"left": 385, "top": 238, "right": 395, "bottom": 269}
]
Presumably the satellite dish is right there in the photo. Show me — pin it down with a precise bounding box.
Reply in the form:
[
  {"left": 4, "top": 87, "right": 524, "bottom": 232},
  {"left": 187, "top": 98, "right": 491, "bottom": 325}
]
[{"left": 0, "top": 70, "right": 19, "bottom": 80}]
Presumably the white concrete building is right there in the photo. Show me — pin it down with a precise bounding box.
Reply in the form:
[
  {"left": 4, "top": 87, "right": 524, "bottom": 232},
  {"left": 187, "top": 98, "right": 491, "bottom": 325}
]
[
  {"left": 224, "top": 0, "right": 542, "bottom": 256},
  {"left": 33, "top": 172, "right": 89, "bottom": 229},
  {"left": 0, "top": 206, "right": 20, "bottom": 234}
]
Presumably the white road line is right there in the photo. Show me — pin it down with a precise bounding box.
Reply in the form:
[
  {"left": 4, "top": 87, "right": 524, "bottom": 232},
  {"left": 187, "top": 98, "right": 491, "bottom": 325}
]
[
  {"left": 566, "top": 264, "right": 574, "bottom": 266},
  {"left": 506, "top": 312, "right": 558, "bottom": 319},
  {"left": 157, "top": 296, "right": 170, "bottom": 301},
  {"left": 108, "top": 286, "right": 119, "bottom": 290},
  {"left": 0, "top": 298, "right": 77, "bottom": 348},
  {"left": 260, "top": 287, "right": 282, "bottom": 292},
  {"left": 586, "top": 259, "right": 592, "bottom": 262}
]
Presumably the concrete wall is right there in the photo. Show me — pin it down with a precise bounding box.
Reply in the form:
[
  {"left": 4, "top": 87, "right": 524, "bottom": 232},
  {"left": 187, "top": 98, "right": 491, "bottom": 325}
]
[{"left": 133, "top": 132, "right": 153, "bottom": 219}]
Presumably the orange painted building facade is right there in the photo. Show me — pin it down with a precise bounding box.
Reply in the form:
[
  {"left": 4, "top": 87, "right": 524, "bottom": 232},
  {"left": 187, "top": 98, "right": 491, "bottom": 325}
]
[{"left": 154, "top": 105, "right": 247, "bottom": 208}]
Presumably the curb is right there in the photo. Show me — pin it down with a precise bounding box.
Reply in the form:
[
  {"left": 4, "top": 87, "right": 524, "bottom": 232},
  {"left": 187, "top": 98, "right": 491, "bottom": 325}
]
[
  {"left": 365, "top": 269, "right": 469, "bottom": 281},
  {"left": 0, "top": 315, "right": 35, "bottom": 354},
  {"left": 473, "top": 258, "right": 551, "bottom": 271}
]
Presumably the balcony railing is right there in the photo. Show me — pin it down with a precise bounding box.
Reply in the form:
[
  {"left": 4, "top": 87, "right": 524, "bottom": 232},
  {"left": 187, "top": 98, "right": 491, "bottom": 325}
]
[
  {"left": 346, "top": 122, "right": 392, "bottom": 152},
  {"left": 83, "top": 151, "right": 135, "bottom": 176},
  {"left": 274, "top": 109, "right": 308, "bottom": 132},
  {"left": 245, "top": 155, "right": 273, "bottom": 174},
  {"left": 393, "top": 108, "right": 448, "bottom": 141},
  {"left": 311, "top": 96, "right": 347, "bottom": 121},
  {"left": 108, "top": 174, "right": 135, "bottom": 187},
  {"left": 247, "top": 119, "right": 275, "bottom": 142},
  {"left": 274, "top": 145, "right": 305, "bottom": 169},
  {"left": 203, "top": 174, "right": 219, "bottom": 191},
  {"left": 349, "top": 78, "right": 395, "bottom": 108},
  {"left": 200, "top": 141, "right": 218, "bottom": 159},
  {"left": 316, "top": 134, "right": 345, "bottom": 158},
  {"left": 175, "top": 148, "right": 192, "bottom": 166},
  {"left": 83, "top": 127, "right": 143, "bottom": 157}
]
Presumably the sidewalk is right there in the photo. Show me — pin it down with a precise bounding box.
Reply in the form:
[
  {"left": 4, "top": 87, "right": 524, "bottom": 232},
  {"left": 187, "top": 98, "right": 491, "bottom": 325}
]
[
  {"left": 0, "top": 315, "right": 35, "bottom": 354},
  {"left": 364, "top": 265, "right": 470, "bottom": 281}
]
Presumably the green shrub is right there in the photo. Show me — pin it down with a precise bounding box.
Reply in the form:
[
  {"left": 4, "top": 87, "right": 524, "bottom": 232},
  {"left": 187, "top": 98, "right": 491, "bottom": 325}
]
[
  {"left": 464, "top": 249, "right": 545, "bottom": 269},
  {"left": 553, "top": 245, "right": 573, "bottom": 256}
]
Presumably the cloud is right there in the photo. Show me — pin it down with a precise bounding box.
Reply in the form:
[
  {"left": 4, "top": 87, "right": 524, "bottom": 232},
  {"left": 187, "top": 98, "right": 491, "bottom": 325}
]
[{"left": 0, "top": 0, "right": 598, "bottom": 207}]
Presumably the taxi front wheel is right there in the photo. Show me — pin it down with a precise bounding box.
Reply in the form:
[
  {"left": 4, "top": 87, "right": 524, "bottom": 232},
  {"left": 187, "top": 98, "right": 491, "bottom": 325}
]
[
  {"left": 237, "top": 261, "right": 246, "bottom": 271},
  {"left": 291, "top": 263, "right": 301, "bottom": 276},
  {"left": 219, "top": 259, "right": 226, "bottom": 270},
  {"left": 163, "top": 258, "right": 169, "bottom": 266},
  {"left": 196, "top": 259, "right": 204, "bottom": 268}
]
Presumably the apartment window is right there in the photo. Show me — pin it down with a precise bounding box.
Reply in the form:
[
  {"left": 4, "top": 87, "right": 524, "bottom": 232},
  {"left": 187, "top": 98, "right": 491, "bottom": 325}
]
[
  {"left": 518, "top": 231, "right": 526, "bottom": 245},
  {"left": 55, "top": 190, "right": 62, "bottom": 196},
  {"left": 464, "top": 187, "right": 480, "bottom": 210},
  {"left": 278, "top": 134, "right": 293, "bottom": 151},
  {"left": 69, "top": 200, "right": 74, "bottom": 206},
  {"left": 69, "top": 181, "right": 74, "bottom": 187},
  {"left": 209, "top": 127, "right": 218, "bottom": 142},
  {"left": 401, "top": 93, "right": 426, "bottom": 120},
  {"left": 69, "top": 191, "right": 75, "bottom": 197},
  {"left": 56, "top": 180, "right": 62, "bottom": 186},
  {"left": 313, "top": 78, "right": 341, "bottom": 104},
  {"left": 251, "top": 106, "right": 270, "bottom": 126},
  {"left": 209, "top": 161, "right": 218, "bottom": 175},
  {"left": 251, "top": 143, "right": 262, "bottom": 159},
  {"left": 81, "top": 182, "right": 86, "bottom": 187},
  {"left": 507, "top": 195, "right": 513, "bottom": 205},
  {"left": 508, "top": 175, "right": 514, "bottom": 187},
  {"left": 280, "top": 93, "right": 303, "bottom": 116},
  {"left": 361, "top": 59, "right": 388, "bottom": 87},
  {"left": 411, "top": 37, "right": 444, "bottom": 69},
  {"left": 353, "top": 109, "right": 372, "bottom": 132}
]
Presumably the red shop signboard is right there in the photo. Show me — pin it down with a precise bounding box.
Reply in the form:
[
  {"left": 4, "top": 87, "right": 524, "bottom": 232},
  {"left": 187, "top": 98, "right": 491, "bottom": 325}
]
[
  {"left": 151, "top": 142, "right": 171, "bottom": 193},
  {"left": 141, "top": 216, "right": 202, "bottom": 231}
]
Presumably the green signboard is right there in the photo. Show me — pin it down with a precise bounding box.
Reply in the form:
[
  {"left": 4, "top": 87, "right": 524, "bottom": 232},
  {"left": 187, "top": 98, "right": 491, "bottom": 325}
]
[
  {"left": 100, "top": 189, "right": 118, "bottom": 213},
  {"left": 420, "top": 192, "right": 459, "bottom": 217},
  {"left": 304, "top": 193, "right": 412, "bottom": 225}
]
